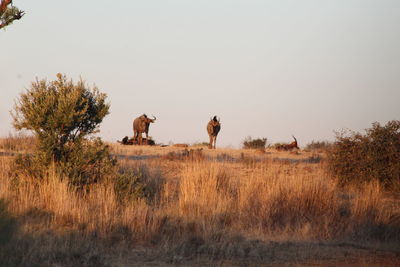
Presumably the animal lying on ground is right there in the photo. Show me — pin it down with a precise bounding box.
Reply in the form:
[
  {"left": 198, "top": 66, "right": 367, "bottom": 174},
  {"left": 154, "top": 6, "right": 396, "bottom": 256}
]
[
  {"left": 118, "top": 136, "right": 155, "bottom": 146},
  {"left": 276, "top": 136, "right": 299, "bottom": 151}
]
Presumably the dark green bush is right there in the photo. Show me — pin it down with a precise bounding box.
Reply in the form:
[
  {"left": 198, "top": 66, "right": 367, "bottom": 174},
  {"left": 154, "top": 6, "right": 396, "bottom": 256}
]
[
  {"left": 114, "top": 168, "right": 148, "bottom": 204},
  {"left": 114, "top": 164, "right": 165, "bottom": 204},
  {"left": 59, "top": 138, "right": 116, "bottom": 187},
  {"left": 242, "top": 137, "right": 267, "bottom": 149},
  {"left": 327, "top": 121, "right": 400, "bottom": 189},
  {"left": 13, "top": 152, "right": 49, "bottom": 180}
]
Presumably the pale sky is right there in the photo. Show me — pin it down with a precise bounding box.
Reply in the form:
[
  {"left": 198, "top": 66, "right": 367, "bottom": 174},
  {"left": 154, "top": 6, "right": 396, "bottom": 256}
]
[{"left": 1, "top": 0, "right": 400, "bottom": 147}]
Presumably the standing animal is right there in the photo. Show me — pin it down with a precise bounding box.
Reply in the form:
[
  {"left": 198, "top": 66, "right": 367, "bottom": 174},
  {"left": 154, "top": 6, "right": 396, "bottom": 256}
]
[
  {"left": 276, "top": 135, "right": 299, "bottom": 151},
  {"left": 133, "top": 114, "right": 156, "bottom": 145},
  {"left": 207, "top": 116, "right": 221, "bottom": 149}
]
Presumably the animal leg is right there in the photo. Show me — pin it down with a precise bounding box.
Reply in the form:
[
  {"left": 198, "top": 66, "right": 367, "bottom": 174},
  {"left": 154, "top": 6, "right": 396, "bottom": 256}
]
[{"left": 138, "top": 134, "right": 142, "bottom": 145}]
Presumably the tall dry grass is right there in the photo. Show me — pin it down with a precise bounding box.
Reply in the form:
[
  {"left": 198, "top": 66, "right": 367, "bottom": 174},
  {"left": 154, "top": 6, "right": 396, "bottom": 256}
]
[
  {"left": 0, "top": 144, "right": 399, "bottom": 265},
  {"left": 0, "top": 133, "right": 36, "bottom": 153},
  {"left": 2, "top": 157, "right": 399, "bottom": 242}
]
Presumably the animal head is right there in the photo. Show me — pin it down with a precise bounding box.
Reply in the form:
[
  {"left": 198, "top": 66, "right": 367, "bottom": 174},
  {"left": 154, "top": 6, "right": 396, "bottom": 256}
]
[
  {"left": 210, "top": 116, "right": 221, "bottom": 126},
  {"left": 208, "top": 115, "right": 221, "bottom": 136},
  {"left": 287, "top": 135, "right": 299, "bottom": 149},
  {"left": 140, "top": 114, "right": 156, "bottom": 124}
]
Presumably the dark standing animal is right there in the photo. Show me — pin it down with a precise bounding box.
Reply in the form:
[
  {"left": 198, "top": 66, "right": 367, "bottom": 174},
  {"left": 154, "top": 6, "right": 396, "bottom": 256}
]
[
  {"left": 133, "top": 114, "right": 156, "bottom": 145},
  {"left": 207, "top": 116, "right": 221, "bottom": 149},
  {"left": 276, "top": 135, "right": 299, "bottom": 151}
]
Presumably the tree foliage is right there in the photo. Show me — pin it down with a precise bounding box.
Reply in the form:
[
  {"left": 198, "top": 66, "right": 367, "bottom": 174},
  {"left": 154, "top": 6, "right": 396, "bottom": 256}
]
[
  {"left": 12, "top": 73, "right": 109, "bottom": 162},
  {"left": 0, "top": 0, "right": 24, "bottom": 29},
  {"left": 12, "top": 74, "right": 114, "bottom": 187},
  {"left": 327, "top": 120, "right": 400, "bottom": 189}
]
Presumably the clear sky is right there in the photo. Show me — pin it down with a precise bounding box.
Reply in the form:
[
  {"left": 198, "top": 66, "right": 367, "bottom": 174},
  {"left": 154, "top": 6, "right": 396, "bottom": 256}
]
[{"left": 1, "top": 0, "right": 400, "bottom": 147}]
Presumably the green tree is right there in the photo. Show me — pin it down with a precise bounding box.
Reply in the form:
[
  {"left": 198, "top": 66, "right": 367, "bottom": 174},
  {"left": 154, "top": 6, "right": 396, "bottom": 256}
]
[
  {"left": 0, "top": 0, "right": 24, "bottom": 29},
  {"left": 12, "top": 74, "right": 115, "bottom": 186}
]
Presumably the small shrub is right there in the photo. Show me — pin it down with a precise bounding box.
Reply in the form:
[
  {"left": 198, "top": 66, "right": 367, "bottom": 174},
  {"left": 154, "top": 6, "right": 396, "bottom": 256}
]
[
  {"left": 305, "top": 140, "right": 332, "bottom": 152},
  {"left": 114, "top": 168, "right": 148, "bottom": 204},
  {"left": 271, "top": 142, "right": 284, "bottom": 150},
  {"left": 327, "top": 121, "right": 400, "bottom": 189},
  {"left": 114, "top": 164, "right": 164, "bottom": 204},
  {"left": 59, "top": 138, "right": 116, "bottom": 187},
  {"left": 242, "top": 137, "right": 267, "bottom": 149},
  {"left": 192, "top": 142, "right": 209, "bottom": 147},
  {"left": 13, "top": 152, "right": 49, "bottom": 180}
]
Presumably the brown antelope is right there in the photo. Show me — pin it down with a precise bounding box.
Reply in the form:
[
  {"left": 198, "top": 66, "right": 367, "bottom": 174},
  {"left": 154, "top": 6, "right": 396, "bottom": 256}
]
[{"left": 276, "top": 135, "right": 299, "bottom": 151}]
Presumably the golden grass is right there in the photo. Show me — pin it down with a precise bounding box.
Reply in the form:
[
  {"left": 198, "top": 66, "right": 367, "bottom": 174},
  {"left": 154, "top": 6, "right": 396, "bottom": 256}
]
[
  {"left": 0, "top": 133, "right": 36, "bottom": 154},
  {"left": 1, "top": 141, "right": 399, "bottom": 265}
]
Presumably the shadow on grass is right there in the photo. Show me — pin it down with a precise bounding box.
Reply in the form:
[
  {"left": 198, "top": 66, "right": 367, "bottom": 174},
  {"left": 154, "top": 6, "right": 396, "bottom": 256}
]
[
  {"left": 1, "top": 205, "right": 400, "bottom": 266},
  {"left": 112, "top": 153, "right": 161, "bottom": 161}
]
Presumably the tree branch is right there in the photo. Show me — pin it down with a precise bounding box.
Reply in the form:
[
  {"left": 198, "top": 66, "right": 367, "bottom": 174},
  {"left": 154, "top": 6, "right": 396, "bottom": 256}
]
[
  {"left": 0, "top": 0, "right": 12, "bottom": 14},
  {"left": 0, "top": 0, "right": 24, "bottom": 29}
]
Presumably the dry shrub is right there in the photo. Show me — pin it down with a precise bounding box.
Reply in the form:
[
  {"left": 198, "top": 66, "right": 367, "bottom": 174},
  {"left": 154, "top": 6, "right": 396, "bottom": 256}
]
[
  {"left": 242, "top": 137, "right": 267, "bottom": 149},
  {"left": 305, "top": 140, "right": 332, "bottom": 152},
  {"left": 114, "top": 164, "right": 165, "bottom": 205}
]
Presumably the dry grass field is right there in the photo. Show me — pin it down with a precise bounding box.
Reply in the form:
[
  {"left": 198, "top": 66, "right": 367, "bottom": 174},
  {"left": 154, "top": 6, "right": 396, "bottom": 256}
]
[{"left": 1, "top": 136, "right": 400, "bottom": 266}]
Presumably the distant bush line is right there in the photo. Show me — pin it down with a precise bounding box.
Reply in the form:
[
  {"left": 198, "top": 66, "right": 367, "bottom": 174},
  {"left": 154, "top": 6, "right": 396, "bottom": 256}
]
[{"left": 242, "top": 137, "right": 267, "bottom": 149}]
